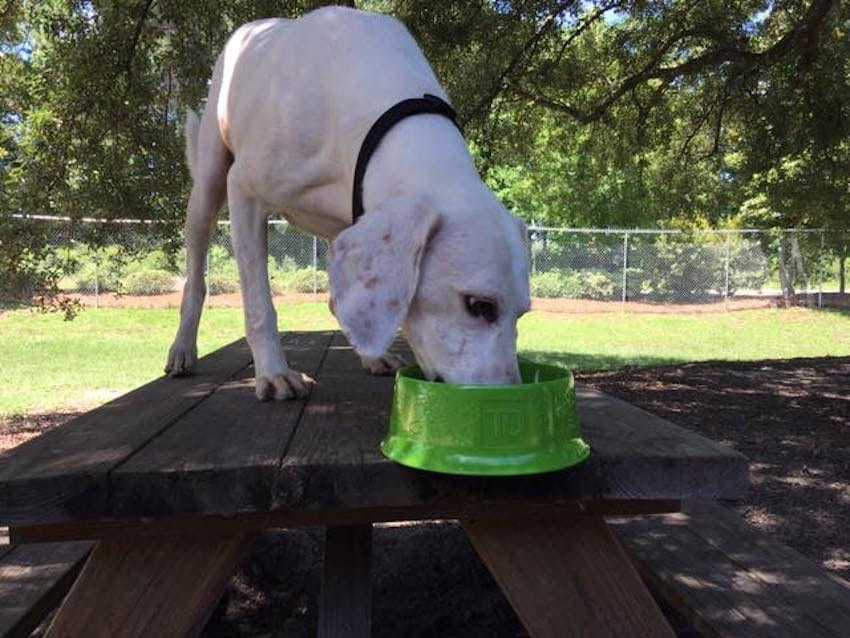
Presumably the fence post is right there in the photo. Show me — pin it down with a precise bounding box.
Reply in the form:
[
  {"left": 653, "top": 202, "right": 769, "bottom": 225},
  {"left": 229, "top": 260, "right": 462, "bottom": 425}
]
[
  {"left": 723, "top": 234, "right": 731, "bottom": 302},
  {"left": 529, "top": 227, "right": 536, "bottom": 274},
  {"left": 94, "top": 262, "right": 100, "bottom": 309},
  {"left": 312, "top": 236, "right": 318, "bottom": 296},
  {"left": 818, "top": 229, "right": 825, "bottom": 308},
  {"left": 621, "top": 232, "right": 629, "bottom": 306}
]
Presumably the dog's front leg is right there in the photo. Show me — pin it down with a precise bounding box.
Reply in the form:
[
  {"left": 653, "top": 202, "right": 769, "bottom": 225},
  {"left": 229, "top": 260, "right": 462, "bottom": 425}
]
[{"left": 229, "top": 171, "right": 315, "bottom": 401}]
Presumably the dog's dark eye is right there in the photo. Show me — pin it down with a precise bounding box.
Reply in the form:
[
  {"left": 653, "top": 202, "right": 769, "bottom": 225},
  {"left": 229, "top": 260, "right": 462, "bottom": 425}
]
[{"left": 464, "top": 295, "right": 498, "bottom": 323}]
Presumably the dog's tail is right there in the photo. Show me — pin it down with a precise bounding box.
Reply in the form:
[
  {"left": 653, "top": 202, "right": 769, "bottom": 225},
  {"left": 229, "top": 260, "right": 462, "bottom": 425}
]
[{"left": 184, "top": 109, "right": 201, "bottom": 182}]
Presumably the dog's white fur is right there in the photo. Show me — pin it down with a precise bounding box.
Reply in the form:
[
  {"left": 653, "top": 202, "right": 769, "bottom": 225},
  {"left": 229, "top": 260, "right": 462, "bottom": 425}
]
[{"left": 165, "top": 7, "right": 531, "bottom": 400}]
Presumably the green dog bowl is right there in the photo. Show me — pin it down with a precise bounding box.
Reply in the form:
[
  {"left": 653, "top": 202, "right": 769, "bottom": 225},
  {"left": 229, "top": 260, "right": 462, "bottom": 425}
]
[{"left": 381, "top": 360, "right": 590, "bottom": 476}]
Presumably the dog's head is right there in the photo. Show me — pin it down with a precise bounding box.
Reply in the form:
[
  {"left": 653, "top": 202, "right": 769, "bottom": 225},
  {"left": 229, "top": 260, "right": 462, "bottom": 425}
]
[{"left": 328, "top": 194, "right": 530, "bottom": 384}]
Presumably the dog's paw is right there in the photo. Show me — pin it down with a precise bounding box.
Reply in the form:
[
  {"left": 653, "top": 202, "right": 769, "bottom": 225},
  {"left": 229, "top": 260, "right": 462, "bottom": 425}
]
[
  {"left": 165, "top": 341, "right": 197, "bottom": 377},
  {"left": 360, "top": 353, "right": 406, "bottom": 376},
  {"left": 255, "top": 369, "right": 316, "bottom": 401}
]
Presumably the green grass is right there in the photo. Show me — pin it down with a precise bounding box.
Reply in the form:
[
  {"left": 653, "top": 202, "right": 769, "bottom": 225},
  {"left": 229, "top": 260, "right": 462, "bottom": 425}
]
[
  {"left": 519, "top": 307, "right": 850, "bottom": 370},
  {"left": 1, "top": 305, "right": 849, "bottom": 417}
]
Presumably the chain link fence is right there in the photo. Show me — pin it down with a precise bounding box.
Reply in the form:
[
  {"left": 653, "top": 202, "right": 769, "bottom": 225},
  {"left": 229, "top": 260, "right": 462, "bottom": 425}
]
[
  {"left": 19, "top": 216, "right": 850, "bottom": 311},
  {"left": 528, "top": 227, "right": 846, "bottom": 309}
]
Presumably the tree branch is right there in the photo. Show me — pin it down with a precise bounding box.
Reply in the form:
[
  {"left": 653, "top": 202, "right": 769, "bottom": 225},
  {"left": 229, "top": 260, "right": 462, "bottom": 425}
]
[
  {"left": 517, "top": 0, "right": 836, "bottom": 125},
  {"left": 464, "top": 0, "right": 578, "bottom": 124},
  {"left": 126, "top": 0, "right": 156, "bottom": 86},
  {"left": 550, "top": 0, "right": 622, "bottom": 69}
]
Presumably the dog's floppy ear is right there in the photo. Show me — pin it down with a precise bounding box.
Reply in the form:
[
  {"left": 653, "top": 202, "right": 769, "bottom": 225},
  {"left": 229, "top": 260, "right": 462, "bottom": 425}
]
[{"left": 329, "top": 197, "right": 440, "bottom": 358}]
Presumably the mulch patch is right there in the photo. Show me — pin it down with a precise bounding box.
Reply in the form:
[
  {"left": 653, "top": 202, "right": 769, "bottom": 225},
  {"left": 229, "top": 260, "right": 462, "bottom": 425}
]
[
  {"left": 578, "top": 356, "right": 850, "bottom": 576},
  {"left": 0, "top": 411, "right": 81, "bottom": 452}
]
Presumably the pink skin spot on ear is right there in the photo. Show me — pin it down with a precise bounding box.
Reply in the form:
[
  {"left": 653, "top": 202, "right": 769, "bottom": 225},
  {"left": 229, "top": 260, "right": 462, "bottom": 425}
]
[
  {"left": 364, "top": 276, "right": 380, "bottom": 290},
  {"left": 382, "top": 232, "right": 392, "bottom": 243}
]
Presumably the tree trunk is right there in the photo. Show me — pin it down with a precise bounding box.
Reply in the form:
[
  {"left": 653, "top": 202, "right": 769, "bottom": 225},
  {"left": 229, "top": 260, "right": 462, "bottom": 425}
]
[
  {"left": 841, "top": 241, "right": 847, "bottom": 295},
  {"left": 778, "top": 238, "right": 795, "bottom": 308},
  {"left": 790, "top": 234, "right": 812, "bottom": 307}
]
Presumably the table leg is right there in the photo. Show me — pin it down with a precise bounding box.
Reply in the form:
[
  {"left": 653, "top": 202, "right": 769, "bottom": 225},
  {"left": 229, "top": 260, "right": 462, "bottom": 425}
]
[
  {"left": 44, "top": 532, "right": 255, "bottom": 638},
  {"left": 318, "top": 524, "right": 372, "bottom": 638},
  {"left": 463, "top": 515, "right": 675, "bottom": 638}
]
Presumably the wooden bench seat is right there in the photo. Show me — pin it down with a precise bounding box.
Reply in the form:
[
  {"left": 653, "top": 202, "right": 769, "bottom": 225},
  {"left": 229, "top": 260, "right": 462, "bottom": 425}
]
[
  {"left": 0, "top": 541, "right": 92, "bottom": 638},
  {"left": 610, "top": 500, "right": 850, "bottom": 638}
]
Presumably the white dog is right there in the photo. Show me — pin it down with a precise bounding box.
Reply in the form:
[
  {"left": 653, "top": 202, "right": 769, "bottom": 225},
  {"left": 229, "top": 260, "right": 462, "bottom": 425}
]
[{"left": 165, "top": 7, "right": 531, "bottom": 400}]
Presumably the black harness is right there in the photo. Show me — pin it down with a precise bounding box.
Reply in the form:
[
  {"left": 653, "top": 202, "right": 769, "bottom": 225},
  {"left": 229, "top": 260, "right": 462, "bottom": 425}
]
[{"left": 351, "top": 93, "right": 463, "bottom": 223}]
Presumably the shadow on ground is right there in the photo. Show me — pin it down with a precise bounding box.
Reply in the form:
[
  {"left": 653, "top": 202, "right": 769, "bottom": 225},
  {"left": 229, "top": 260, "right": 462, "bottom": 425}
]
[
  {"left": 203, "top": 522, "right": 526, "bottom": 638},
  {"left": 580, "top": 355, "right": 850, "bottom": 575}
]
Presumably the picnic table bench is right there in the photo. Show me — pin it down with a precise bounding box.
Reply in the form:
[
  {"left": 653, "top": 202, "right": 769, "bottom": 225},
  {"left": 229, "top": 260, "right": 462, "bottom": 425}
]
[{"left": 0, "top": 330, "right": 749, "bottom": 637}]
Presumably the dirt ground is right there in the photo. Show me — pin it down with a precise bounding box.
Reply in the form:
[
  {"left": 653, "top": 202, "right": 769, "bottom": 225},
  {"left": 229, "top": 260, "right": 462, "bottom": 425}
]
[
  {"left": 580, "top": 357, "right": 850, "bottom": 576},
  {"left": 64, "top": 291, "right": 328, "bottom": 309},
  {"left": 59, "top": 290, "right": 793, "bottom": 314},
  {"left": 4, "top": 356, "right": 847, "bottom": 636}
]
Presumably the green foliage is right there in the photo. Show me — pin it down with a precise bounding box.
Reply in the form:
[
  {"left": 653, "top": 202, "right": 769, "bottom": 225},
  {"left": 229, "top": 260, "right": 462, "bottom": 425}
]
[
  {"left": 2, "top": 0, "right": 848, "bottom": 311},
  {"left": 530, "top": 271, "right": 570, "bottom": 298},
  {"left": 65, "top": 244, "right": 125, "bottom": 292},
  {"left": 207, "top": 273, "right": 240, "bottom": 295},
  {"left": 120, "top": 269, "right": 176, "bottom": 295},
  {"left": 281, "top": 268, "right": 329, "bottom": 293},
  {"left": 530, "top": 269, "right": 615, "bottom": 299}
]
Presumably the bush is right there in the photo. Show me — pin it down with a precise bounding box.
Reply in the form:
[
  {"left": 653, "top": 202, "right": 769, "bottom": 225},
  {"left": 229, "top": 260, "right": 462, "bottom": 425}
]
[
  {"left": 72, "top": 263, "right": 123, "bottom": 292},
  {"left": 207, "top": 273, "right": 240, "bottom": 295},
  {"left": 530, "top": 269, "right": 616, "bottom": 300},
  {"left": 583, "top": 271, "right": 616, "bottom": 300},
  {"left": 208, "top": 245, "right": 239, "bottom": 279},
  {"left": 121, "top": 269, "right": 176, "bottom": 295},
  {"left": 531, "top": 271, "right": 569, "bottom": 298},
  {"left": 63, "top": 244, "right": 125, "bottom": 292},
  {"left": 276, "top": 268, "right": 329, "bottom": 293}
]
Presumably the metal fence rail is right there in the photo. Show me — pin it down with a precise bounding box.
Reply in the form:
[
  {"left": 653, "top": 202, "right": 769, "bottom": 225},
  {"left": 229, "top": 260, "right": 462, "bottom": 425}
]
[{"left": 17, "top": 216, "right": 849, "bottom": 310}]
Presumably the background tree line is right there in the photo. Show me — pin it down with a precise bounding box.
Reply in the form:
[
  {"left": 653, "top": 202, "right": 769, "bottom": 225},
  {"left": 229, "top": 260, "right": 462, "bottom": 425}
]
[{"left": 1, "top": 0, "right": 847, "bottom": 304}]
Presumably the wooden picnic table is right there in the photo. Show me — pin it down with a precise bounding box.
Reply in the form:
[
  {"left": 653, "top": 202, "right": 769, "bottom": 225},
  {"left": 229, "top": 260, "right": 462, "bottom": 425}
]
[{"left": 0, "top": 331, "right": 748, "bottom": 637}]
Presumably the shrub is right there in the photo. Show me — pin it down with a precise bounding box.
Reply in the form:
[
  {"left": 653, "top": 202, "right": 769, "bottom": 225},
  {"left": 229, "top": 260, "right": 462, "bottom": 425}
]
[
  {"left": 207, "top": 273, "right": 240, "bottom": 295},
  {"left": 531, "top": 269, "right": 616, "bottom": 300},
  {"left": 63, "top": 244, "right": 125, "bottom": 292},
  {"left": 583, "top": 271, "right": 616, "bottom": 300},
  {"left": 276, "top": 256, "right": 300, "bottom": 273},
  {"left": 121, "top": 269, "right": 176, "bottom": 295},
  {"left": 208, "top": 245, "right": 239, "bottom": 279},
  {"left": 278, "top": 268, "right": 329, "bottom": 293},
  {"left": 530, "top": 271, "right": 569, "bottom": 298}
]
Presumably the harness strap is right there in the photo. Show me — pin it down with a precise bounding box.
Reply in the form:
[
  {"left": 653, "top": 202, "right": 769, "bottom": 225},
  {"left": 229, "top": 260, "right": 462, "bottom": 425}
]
[{"left": 352, "top": 93, "right": 463, "bottom": 223}]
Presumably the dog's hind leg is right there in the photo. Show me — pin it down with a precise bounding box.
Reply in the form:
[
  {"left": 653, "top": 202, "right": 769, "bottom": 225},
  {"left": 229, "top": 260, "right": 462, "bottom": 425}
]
[{"left": 166, "top": 107, "right": 231, "bottom": 376}]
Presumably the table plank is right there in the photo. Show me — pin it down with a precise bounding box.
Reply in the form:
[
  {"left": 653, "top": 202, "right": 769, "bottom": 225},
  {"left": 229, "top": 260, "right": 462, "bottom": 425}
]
[
  {"left": 0, "top": 332, "right": 748, "bottom": 526},
  {"left": 611, "top": 501, "right": 850, "bottom": 637},
  {"left": 464, "top": 516, "right": 675, "bottom": 637},
  {"left": 109, "top": 332, "right": 333, "bottom": 517},
  {"left": 0, "top": 339, "right": 252, "bottom": 526},
  {"left": 318, "top": 524, "right": 372, "bottom": 638},
  {"left": 45, "top": 533, "right": 254, "bottom": 638},
  {"left": 274, "top": 334, "right": 747, "bottom": 513},
  {"left": 0, "top": 541, "right": 93, "bottom": 638}
]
